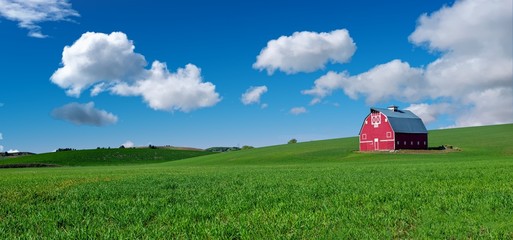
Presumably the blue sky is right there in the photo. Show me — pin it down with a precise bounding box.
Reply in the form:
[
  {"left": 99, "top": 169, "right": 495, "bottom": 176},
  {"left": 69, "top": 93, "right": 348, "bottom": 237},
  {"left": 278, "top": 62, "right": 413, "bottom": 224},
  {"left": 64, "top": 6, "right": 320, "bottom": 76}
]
[{"left": 0, "top": 0, "right": 511, "bottom": 153}]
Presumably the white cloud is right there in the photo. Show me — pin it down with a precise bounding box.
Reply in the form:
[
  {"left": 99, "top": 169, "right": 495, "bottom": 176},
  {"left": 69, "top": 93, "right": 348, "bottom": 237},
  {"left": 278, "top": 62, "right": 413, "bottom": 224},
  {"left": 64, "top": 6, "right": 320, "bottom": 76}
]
[
  {"left": 0, "top": 145, "right": 3, "bottom": 152},
  {"left": 303, "top": 60, "right": 424, "bottom": 105},
  {"left": 51, "top": 102, "right": 118, "bottom": 126},
  {"left": 111, "top": 61, "right": 220, "bottom": 112},
  {"left": 241, "top": 86, "right": 268, "bottom": 105},
  {"left": 51, "top": 32, "right": 147, "bottom": 97},
  {"left": 304, "top": 0, "right": 512, "bottom": 127},
  {"left": 7, "top": 149, "right": 19, "bottom": 153},
  {"left": 405, "top": 103, "right": 452, "bottom": 124},
  {"left": 290, "top": 107, "right": 307, "bottom": 115},
  {"left": 0, "top": 132, "right": 2, "bottom": 140},
  {"left": 253, "top": 29, "right": 356, "bottom": 74},
  {"left": 51, "top": 32, "right": 221, "bottom": 112},
  {"left": 0, "top": 0, "right": 79, "bottom": 38},
  {"left": 121, "top": 140, "right": 135, "bottom": 148},
  {"left": 452, "top": 87, "right": 513, "bottom": 127}
]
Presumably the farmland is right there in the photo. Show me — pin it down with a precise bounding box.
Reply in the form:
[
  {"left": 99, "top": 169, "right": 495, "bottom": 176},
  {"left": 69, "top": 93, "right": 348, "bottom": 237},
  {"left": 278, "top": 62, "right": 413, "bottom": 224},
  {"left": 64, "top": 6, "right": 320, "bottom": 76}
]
[{"left": 0, "top": 124, "right": 512, "bottom": 238}]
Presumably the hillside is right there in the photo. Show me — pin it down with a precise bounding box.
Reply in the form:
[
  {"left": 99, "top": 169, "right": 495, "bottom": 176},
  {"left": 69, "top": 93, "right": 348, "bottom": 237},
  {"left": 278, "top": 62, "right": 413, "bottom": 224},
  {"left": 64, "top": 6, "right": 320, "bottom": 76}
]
[
  {"left": 0, "top": 148, "right": 215, "bottom": 167},
  {"left": 169, "top": 123, "right": 513, "bottom": 166},
  {"left": 1, "top": 124, "right": 511, "bottom": 167}
]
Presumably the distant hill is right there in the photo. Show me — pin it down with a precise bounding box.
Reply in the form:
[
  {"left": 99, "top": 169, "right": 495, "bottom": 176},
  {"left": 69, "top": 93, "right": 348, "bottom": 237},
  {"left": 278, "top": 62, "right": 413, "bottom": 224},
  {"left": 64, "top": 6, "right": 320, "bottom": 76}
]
[
  {"left": 0, "top": 148, "right": 216, "bottom": 167},
  {"left": 1, "top": 124, "right": 511, "bottom": 168},
  {"left": 167, "top": 123, "right": 513, "bottom": 166}
]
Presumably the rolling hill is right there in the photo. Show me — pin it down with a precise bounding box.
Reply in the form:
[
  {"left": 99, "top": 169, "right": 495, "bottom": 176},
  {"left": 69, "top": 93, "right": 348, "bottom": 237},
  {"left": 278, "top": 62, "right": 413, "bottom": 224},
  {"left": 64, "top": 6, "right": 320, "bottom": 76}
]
[
  {"left": 0, "top": 147, "right": 215, "bottom": 167},
  {"left": 1, "top": 124, "right": 512, "bottom": 167}
]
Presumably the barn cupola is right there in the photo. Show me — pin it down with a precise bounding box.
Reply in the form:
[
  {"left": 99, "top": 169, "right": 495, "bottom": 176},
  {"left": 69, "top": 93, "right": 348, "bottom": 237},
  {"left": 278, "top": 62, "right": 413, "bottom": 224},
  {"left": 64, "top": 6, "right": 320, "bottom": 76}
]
[{"left": 388, "top": 105, "right": 398, "bottom": 112}]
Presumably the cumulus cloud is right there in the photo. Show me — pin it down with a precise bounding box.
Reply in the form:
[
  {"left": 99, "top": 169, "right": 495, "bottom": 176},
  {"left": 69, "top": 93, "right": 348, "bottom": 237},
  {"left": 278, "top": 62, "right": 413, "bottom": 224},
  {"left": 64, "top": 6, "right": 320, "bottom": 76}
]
[
  {"left": 405, "top": 103, "right": 453, "bottom": 124},
  {"left": 303, "top": 60, "right": 424, "bottom": 105},
  {"left": 0, "top": 132, "right": 2, "bottom": 140},
  {"left": 0, "top": 0, "right": 79, "bottom": 38},
  {"left": 0, "top": 145, "right": 3, "bottom": 152},
  {"left": 253, "top": 29, "right": 356, "bottom": 74},
  {"left": 50, "top": 32, "right": 221, "bottom": 112},
  {"left": 303, "top": 0, "right": 512, "bottom": 127},
  {"left": 111, "top": 61, "right": 220, "bottom": 112},
  {"left": 121, "top": 140, "right": 135, "bottom": 148},
  {"left": 241, "top": 86, "right": 268, "bottom": 105},
  {"left": 290, "top": 107, "right": 307, "bottom": 115},
  {"left": 51, "top": 32, "right": 147, "bottom": 97},
  {"left": 51, "top": 102, "right": 118, "bottom": 126},
  {"left": 7, "top": 149, "right": 19, "bottom": 153}
]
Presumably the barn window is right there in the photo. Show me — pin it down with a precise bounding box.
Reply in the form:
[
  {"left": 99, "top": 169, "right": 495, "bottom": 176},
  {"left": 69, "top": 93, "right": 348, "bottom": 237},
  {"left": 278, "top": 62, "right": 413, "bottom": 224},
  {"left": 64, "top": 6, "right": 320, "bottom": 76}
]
[
  {"left": 397, "top": 141, "right": 400, "bottom": 145},
  {"left": 417, "top": 141, "right": 420, "bottom": 145},
  {"left": 411, "top": 141, "right": 413, "bottom": 145},
  {"left": 424, "top": 141, "right": 426, "bottom": 145},
  {"left": 362, "top": 134, "right": 367, "bottom": 140},
  {"left": 404, "top": 141, "right": 406, "bottom": 145},
  {"left": 386, "top": 132, "right": 392, "bottom": 138}
]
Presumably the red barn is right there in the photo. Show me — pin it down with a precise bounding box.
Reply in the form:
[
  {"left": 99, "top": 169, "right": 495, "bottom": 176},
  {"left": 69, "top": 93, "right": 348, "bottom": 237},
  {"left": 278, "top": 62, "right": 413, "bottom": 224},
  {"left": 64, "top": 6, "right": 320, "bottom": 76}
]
[{"left": 359, "top": 106, "right": 428, "bottom": 151}]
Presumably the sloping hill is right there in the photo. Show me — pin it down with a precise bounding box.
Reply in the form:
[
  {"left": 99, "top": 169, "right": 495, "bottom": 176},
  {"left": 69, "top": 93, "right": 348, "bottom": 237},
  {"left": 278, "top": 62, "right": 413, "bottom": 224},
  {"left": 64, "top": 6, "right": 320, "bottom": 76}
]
[
  {"left": 1, "top": 124, "right": 511, "bottom": 167},
  {"left": 0, "top": 148, "right": 215, "bottom": 167},
  {"left": 169, "top": 123, "right": 513, "bottom": 166}
]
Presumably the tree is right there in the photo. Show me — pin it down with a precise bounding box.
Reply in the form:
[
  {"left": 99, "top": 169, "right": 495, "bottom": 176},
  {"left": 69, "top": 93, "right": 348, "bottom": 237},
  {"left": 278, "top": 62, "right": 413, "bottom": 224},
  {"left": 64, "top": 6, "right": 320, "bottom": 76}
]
[
  {"left": 241, "top": 145, "right": 254, "bottom": 150},
  {"left": 288, "top": 139, "right": 297, "bottom": 144}
]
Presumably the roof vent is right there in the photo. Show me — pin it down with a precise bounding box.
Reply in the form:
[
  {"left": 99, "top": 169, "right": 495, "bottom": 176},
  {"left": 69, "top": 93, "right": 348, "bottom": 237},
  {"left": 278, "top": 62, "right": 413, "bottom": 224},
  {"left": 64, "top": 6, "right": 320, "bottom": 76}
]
[{"left": 388, "top": 105, "right": 398, "bottom": 112}]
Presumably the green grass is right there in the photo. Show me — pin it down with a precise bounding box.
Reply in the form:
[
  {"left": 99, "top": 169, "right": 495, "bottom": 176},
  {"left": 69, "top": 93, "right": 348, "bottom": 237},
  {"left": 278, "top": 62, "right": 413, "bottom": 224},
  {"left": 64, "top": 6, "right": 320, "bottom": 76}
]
[
  {"left": 0, "top": 148, "right": 215, "bottom": 166},
  {"left": 0, "top": 124, "right": 512, "bottom": 238}
]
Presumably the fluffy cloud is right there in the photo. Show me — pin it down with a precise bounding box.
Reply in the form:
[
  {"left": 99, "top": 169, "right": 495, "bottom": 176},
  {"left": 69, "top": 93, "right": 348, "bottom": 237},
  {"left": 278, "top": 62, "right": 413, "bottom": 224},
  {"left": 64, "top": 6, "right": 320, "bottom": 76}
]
[
  {"left": 303, "top": 60, "right": 424, "bottom": 105},
  {"left": 253, "top": 29, "right": 356, "bottom": 74},
  {"left": 0, "top": 0, "right": 79, "bottom": 38},
  {"left": 290, "top": 107, "right": 307, "bottom": 115},
  {"left": 405, "top": 103, "right": 453, "bottom": 124},
  {"left": 241, "top": 86, "right": 268, "bottom": 105},
  {"left": 121, "top": 140, "right": 135, "bottom": 148},
  {"left": 51, "top": 102, "right": 118, "bottom": 126},
  {"left": 51, "top": 32, "right": 221, "bottom": 112},
  {"left": 111, "top": 62, "right": 220, "bottom": 112},
  {"left": 0, "top": 132, "right": 2, "bottom": 140},
  {"left": 7, "top": 149, "right": 19, "bottom": 153},
  {"left": 304, "top": 0, "right": 512, "bottom": 127},
  {"left": 51, "top": 32, "right": 147, "bottom": 97}
]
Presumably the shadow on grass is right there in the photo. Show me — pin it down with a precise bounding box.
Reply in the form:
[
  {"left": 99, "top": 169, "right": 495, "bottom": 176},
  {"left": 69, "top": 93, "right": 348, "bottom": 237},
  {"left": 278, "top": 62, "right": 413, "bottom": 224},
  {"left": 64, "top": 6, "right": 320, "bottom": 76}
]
[{"left": 0, "top": 163, "right": 61, "bottom": 168}]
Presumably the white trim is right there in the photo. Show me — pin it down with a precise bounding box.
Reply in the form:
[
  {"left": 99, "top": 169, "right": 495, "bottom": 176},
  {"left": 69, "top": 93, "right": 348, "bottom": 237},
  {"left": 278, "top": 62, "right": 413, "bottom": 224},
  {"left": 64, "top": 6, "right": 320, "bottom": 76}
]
[
  {"left": 360, "top": 140, "right": 373, "bottom": 143},
  {"left": 380, "top": 139, "right": 395, "bottom": 142}
]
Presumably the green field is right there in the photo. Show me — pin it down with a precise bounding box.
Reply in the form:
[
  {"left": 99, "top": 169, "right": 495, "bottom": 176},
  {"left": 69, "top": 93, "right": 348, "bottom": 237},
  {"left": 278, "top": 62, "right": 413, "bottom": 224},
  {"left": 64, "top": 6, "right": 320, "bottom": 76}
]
[{"left": 1, "top": 124, "right": 512, "bottom": 238}]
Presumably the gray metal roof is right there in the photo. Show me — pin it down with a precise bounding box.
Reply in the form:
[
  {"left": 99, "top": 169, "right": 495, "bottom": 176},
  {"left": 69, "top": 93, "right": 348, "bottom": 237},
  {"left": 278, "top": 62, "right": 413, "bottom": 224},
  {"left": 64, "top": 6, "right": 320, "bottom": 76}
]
[{"left": 371, "top": 107, "right": 428, "bottom": 134}]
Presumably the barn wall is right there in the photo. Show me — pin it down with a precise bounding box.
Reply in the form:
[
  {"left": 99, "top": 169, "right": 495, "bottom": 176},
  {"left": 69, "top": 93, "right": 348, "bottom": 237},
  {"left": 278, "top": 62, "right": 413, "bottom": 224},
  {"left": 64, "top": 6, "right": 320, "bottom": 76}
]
[
  {"left": 359, "top": 112, "right": 395, "bottom": 151},
  {"left": 395, "top": 133, "right": 428, "bottom": 150}
]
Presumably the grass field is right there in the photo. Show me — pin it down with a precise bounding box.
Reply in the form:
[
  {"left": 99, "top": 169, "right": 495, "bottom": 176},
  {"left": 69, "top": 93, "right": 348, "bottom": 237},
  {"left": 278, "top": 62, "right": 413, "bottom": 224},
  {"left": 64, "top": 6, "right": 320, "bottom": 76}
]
[{"left": 0, "top": 124, "right": 512, "bottom": 238}]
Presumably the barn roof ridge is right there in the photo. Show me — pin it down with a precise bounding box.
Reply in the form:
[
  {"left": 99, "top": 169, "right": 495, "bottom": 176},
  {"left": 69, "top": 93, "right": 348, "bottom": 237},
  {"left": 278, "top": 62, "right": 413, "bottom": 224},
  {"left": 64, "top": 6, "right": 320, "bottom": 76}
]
[{"left": 370, "top": 107, "right": 428, "bottom": 134}]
